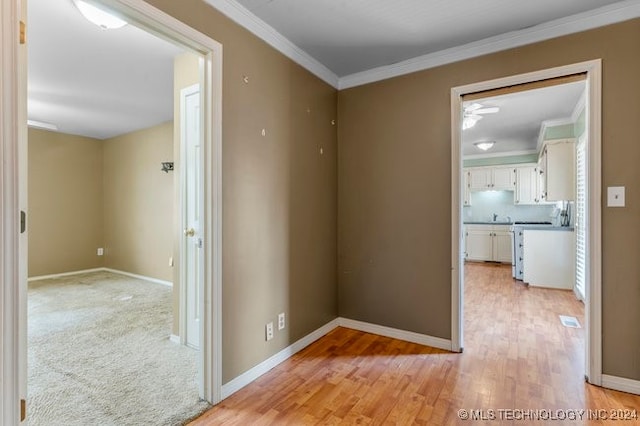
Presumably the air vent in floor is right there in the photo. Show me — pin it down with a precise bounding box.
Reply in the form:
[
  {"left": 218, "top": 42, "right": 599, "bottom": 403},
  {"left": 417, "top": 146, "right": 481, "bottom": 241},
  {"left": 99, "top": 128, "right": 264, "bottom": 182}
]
[{"left": 559, "top": 315, "right": 581, "bottom": 328}]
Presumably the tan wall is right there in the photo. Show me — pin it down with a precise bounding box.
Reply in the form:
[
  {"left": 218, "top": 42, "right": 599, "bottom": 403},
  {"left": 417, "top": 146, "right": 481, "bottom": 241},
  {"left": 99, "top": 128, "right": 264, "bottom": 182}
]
[
  {"left": 145, "top": 0, "right": 338, "bottom": 383},
  {"left": 28, "top": 129, "right": 104, "bottom": 276},
  {"left": 172, "top": 52, "right": 200, "bottom": 335},
  {"left": 338, "top": 20, "right": 640, "bottom": 380},
  {"left": 103, "top": 121, "right": 174, "bottom": 282}
]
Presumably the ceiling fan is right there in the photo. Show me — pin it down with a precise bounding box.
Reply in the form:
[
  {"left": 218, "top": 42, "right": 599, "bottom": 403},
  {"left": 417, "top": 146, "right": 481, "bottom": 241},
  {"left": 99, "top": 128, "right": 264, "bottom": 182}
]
[{"left": 463, "top": 103, "right": 500, "bottom": 130}]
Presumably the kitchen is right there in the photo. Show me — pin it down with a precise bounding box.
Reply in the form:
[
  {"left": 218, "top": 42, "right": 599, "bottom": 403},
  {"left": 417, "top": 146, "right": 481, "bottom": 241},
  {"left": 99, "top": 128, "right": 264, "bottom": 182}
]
[{"left": 461, "top": 79, "right": 586, "bottom": 295}]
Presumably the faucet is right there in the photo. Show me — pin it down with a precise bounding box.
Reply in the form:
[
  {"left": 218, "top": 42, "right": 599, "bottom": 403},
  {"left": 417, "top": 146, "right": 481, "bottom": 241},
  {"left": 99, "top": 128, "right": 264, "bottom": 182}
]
[
  {"left": 506, "top": 215, "right": 512, "bottom": 223},
  {"left": 492, "top": 213, "right": 498, "bottom": 222}
]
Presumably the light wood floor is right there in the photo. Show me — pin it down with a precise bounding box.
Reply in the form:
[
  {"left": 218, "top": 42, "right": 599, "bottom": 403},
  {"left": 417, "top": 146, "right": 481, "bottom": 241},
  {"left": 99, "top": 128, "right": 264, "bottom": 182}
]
[{"left": 191, "top": 263, "right": 640, "bottom": 425}]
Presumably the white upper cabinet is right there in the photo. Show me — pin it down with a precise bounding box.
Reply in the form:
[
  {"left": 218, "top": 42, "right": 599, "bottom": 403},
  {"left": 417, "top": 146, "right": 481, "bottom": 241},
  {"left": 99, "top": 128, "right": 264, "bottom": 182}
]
[
  {"left": 468, "top": 166, "right": 515, "bottom": 191},
  {"left": 539, "top": 139, "right": 576, "bottom": 201}
]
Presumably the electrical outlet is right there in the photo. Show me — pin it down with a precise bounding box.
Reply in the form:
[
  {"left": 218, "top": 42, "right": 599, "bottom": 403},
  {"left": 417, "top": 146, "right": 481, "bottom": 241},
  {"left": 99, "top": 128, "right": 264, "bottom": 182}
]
[
  {"left": 97, "top": 248, "right": 104, "bottom": 256},
  {"left": 278, "top": 313, "right": 285, "bottom": 330},
  {"left": 265, "top": 322, "right": 274, "bottom": 341}
]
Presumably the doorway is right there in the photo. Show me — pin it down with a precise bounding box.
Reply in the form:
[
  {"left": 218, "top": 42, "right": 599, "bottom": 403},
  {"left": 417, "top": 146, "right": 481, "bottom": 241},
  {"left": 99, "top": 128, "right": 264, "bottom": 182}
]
[
  {"left": 0, "top": 0, "right": 223, "bottom": 423},
  {"left": 450, "top": 60, "right": 602, "bottom": 385}
]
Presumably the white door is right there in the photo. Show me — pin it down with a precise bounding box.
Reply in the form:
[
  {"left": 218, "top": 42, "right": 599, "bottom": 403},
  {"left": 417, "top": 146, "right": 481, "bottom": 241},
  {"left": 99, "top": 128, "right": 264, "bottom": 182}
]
[{"left": 181, "top": 84, "right": 203, "bottom": 350}]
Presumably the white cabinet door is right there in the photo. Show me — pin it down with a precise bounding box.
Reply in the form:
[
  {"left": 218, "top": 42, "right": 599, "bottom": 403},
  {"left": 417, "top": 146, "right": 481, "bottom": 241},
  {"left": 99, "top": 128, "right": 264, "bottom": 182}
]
[
  {"left": 465, "top": 229, "right": 493, "bottom": 261},
  {"left": 493, "top": 231, "right": 513, "bottom": 263},
  {"left": 515, "top": 166, "right": 539, "bottom": 205},
  {"left": 545, "top": 139, "right": 576, "bottom": 201},
  {"left": 468, "top": 168, "right": 491, "bottom": 190},
  {"left": 492, "top": 167, "right": 516, "bottom": 191}
]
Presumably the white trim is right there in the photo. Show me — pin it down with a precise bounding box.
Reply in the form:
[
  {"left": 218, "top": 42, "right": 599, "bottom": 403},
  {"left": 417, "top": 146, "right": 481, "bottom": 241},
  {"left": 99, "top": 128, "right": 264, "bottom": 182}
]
[
  {"left": 451, "top": 59, "right": 602, "bottom": 384},
  {"left": 219, "top": 316, "right": 455, "bottom": 401},
  {"left": 221, "top": 319, "right": 340, "bottom": 399},
  {"left": 339, "top": 1, "right": 640, "bottom": 89},
  {"left": 103, "top": 268, "right": 173, "bottom": 287},
  {"left": 586, "top": 60, "right": 603, "bottom": 386},
  {"left": 463, "top": 149, "right": 538, "bottom": 161},
  {"left": 602, "top": 375, "right": 640, "bottom": 396},
  {"left": 536, "top": 117, "right": 574, "bottom": 153},
  {"left": 1, "top": 0, "right": 22, "bottom": 421},
  {"left": 571, "top": 89, "right": 587, "bottom": 125},
  {"left": 337, "top": 318, "right": 453, "bottom": 351},
  {"left": 203, "top": 0, "right": 338, "bottom": 88},
  {"left": 27, "top": 268, "right": 106, "bottom": 282},
  {"left": 28, "top": 267, "right": 173, "bottom": 287}
]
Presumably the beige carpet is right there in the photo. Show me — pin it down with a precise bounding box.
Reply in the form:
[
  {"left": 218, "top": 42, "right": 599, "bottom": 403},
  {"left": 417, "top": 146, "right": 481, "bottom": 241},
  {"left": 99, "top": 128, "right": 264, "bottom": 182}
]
[{"left": 28, "top": 271, "right": 210, "bottom": 425}]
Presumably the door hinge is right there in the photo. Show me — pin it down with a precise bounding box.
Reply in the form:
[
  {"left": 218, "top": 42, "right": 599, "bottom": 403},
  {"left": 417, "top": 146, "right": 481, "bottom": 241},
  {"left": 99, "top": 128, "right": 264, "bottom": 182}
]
[
  {"left": 19, "top": 21, "right": 26, "bottom": 44},
  {"left": 20, "top": 210, "right": 26, "bottom": 234},
  {"left": 21, "top": 399, "right": 26, "bottom": 421}
]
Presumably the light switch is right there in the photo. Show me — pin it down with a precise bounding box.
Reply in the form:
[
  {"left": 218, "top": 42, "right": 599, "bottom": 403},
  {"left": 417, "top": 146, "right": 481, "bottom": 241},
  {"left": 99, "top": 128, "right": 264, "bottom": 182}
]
[{"left": 607, "top": 186, "right": 625, "bottom": 207}]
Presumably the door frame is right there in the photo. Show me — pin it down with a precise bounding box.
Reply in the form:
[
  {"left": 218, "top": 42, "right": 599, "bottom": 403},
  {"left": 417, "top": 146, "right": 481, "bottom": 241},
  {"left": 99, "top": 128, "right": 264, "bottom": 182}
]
[
  {"left": 0, "top": 0, "right": 224, "bottom": 422},
  {"left": 450, "top": 59, "right": 602, "bottom": 385},
  {"left": 1, "top": 0, "right": 26, "bottom": 422}
]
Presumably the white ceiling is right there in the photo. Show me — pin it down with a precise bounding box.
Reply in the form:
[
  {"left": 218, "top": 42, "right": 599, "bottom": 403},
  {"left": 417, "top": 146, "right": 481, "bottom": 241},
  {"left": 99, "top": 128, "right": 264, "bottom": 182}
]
[
  {"left": 233, "top": 0, "right": 625, "bottom": 76},
  {"left": 462, "top": 81, "right": 586, "bottom": 157},
  {"left": 28, "top": 0, "right": 631, "bottom": 140},
  {"left": 28, "top": 0, "right": 184, "bottom": 140}
]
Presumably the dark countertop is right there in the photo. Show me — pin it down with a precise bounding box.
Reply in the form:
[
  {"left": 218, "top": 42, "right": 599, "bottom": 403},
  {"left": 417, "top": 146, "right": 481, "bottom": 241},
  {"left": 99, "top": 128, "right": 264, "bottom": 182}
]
[
  {"left": 464, "top": 221, "right": 512, "bottom": 225},
  {"left": 464, "top": 222, "right": 575, "bottom": 231}
]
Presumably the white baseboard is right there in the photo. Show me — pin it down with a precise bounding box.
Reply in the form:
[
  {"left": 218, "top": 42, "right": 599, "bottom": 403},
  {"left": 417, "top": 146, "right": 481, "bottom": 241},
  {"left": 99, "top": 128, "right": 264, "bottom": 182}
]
[
  {"left": 103, "top": 268, "right": 173, "bottom": 287},
  {"left": 28, "top": 268, "right": 105, "bottom": 282},
  {"left": 221, "top": 318, "right": 340, "bottom": 399},
  {"left": 28, "top": 267, "right": 173, "bottom": 287},
  {"left": 337, "top": 317, "right": 453, "bottom": 351},
  {"left": 169, "top": 334, "right": 181, "bottom": 345},
  {"left": 602, "top": 374, "right": 640, "bottom": 395}
]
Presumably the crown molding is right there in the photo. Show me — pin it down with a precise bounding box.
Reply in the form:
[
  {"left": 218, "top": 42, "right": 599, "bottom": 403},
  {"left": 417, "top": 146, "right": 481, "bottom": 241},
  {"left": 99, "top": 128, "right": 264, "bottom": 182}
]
[
  {"left": 339, "top": 0, "right": 640, "bottom": 90},
  {"left": 464, "top": 149, "right": 538, "bottom": 160},
  {"left": 536, "top": 117, "right": 574, "bottom": 152},
  {"left": 204, "top": 0, "right": 339, "bottom": 88}
]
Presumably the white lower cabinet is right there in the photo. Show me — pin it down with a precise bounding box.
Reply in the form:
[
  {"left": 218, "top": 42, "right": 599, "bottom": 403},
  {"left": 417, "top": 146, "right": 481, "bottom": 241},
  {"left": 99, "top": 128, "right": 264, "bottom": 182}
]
[{"left": 465, "top": 225, "right": 512, "bottom": 263}]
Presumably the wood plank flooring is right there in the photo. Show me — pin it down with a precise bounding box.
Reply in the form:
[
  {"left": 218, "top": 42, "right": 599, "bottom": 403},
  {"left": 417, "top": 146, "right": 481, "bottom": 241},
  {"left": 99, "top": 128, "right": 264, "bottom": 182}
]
[{"left": 191, "top": 263, "right": 640, "bottom": 425}]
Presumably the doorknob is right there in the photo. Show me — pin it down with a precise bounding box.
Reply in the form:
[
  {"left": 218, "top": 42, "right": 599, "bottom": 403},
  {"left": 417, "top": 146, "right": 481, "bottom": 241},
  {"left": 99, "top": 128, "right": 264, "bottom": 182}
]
[{"left": 184, "top": 228, "right": 195, "bottom": 237}]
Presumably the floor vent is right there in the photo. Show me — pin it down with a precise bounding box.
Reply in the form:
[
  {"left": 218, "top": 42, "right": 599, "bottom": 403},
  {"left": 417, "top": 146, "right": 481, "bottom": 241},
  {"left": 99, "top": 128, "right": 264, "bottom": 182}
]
[{"left": 559, "top": 315, "right": 581, "bottom": 328}]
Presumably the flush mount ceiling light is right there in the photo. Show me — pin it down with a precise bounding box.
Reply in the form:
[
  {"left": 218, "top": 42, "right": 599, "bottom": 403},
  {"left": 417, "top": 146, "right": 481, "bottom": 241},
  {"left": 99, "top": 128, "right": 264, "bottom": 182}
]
[
  {"left": 474, "top": 141, "right": 495, "bottom": 151},
  {"left": 73, "top": 0, "right": 127, "bottom": 30}
]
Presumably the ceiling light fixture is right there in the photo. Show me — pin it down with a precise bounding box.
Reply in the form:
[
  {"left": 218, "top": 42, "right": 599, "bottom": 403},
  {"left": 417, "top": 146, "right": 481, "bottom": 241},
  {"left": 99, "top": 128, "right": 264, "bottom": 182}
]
[
  {"left": 474, "top": 141, "right": 495, "bottom": 151},
  {"left": 72, "top": 0, "right": 127, "bottom": 30}
]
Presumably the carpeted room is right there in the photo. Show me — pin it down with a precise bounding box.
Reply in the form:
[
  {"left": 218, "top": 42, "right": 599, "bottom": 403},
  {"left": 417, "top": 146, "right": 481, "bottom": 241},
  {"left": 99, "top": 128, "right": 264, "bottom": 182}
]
[{"left": 27, "top": 121, "right": 208, "bottom": 425}]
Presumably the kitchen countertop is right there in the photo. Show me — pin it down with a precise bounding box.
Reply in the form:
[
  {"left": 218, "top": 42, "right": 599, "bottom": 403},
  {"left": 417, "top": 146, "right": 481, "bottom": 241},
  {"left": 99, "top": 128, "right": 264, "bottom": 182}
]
[
  {"left": 464, "top": 222, "right": 574, "bottom": 231},
  {"left": 464, "top": 221, "right": 513, "bottom": 225}
]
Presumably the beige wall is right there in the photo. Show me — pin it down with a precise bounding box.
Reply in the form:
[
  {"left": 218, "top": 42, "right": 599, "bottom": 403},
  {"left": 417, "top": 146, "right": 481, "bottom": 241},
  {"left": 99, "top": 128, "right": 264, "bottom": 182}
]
[
  {"left": 172, "top": 52, "right": 200, "bottom": 335},
  {"left": 28, "top": 129, "right": 104, "bottom": 276},
  {"left": 338, "top": 20, "right": 640, "bottom": 380},
  {"left": 145, "top": 0, "right": 338, "bottom": 383},
  {"left": 103, "top": 121, "right": 174, "bottom": 282}
]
